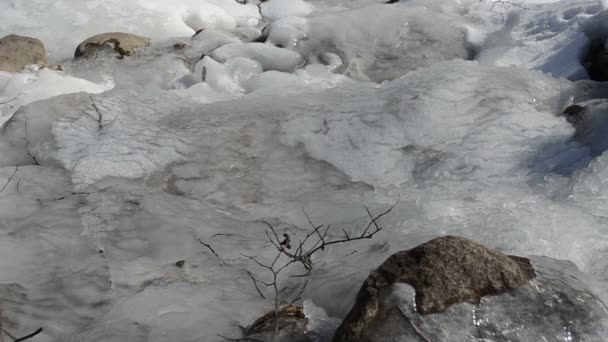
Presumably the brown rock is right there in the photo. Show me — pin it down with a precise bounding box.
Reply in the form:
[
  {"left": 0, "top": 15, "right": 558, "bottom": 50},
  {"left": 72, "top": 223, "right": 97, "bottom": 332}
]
[
  {"left": 333, "top": 235, "right": 535, "bottom": 342},
  {"left": 0, "top": 34, "right": 48, "bottom": 72},
  {"left": 74, "top": 32, "right": 150, "bottom": 59}
]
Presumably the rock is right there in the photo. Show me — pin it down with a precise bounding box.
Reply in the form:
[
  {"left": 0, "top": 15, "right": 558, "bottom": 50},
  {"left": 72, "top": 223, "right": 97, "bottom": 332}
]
[
  {"left": 334, "top": 237, "right": 608, "bottom": 342},
  {"left": 74, "top": 32, "right": 150, "bottom": 59},
  {"left": 583, "top": 37, "right": 608, "bottom": 81},
  {"left": 562, "top": 104, "right": 586, "bottom": 124},
  {"left": 235, "top": 301, "right": 340, "bottom": 342},
  {"left": 566, "top": 99, "right": 608, "bottom": 155},
  {"left": 333, "top": 236, "right": 537, "bottom": 342},
  {"left": 0, "top": 34, "right": 48, "bottom": 72}
]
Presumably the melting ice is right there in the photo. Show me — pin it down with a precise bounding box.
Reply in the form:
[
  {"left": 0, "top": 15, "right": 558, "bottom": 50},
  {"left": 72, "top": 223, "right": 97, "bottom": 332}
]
[{"left": 1, "top": 0, "right": 608, "bottom": 341}]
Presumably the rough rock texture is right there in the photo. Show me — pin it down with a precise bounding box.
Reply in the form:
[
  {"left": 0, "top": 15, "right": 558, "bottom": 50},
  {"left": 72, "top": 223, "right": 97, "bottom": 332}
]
[
  {"left": 0, "top": 34, "right": 48, "bottom": 72},
  {"left": 237, "top": 302, "right": 340, "bottom": 342},
  {"left": 337, "top": 256, "right": 608, "bottom": 342},
  {"left": 74, "top": 32, "right": 150, "bottom": 59},
  {"left": 333, "top": 236, "right": 536, "bottom": 342}
]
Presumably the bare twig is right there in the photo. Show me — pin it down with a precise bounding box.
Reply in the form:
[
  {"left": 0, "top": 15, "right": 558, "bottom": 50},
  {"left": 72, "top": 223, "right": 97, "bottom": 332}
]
[
  {"left": 211, "top": 233, "right": 236, "bottom": 239},
  {"left": 90, "top": 103, "right": 103, "bottom": 131},
  {"left": 0, "top": 166, "right": 19, "bottom": 194},
  {"left": 23, "top": 115, "right": 39, "bottom": 166},
  {"left": 239, "top": 200, "right": 399, "bottom": 340},
  {"left": 218, "top": 334, "right": 264, "bottom": 342},
  {"left": 13, "top": 328, "right": 43, "bottom": 342},
  {"left": 0, "top": 93, "right": 22, "bottom": 106},
  {"left": 196, "top": 237, "right": 221, "bottom": 260}
]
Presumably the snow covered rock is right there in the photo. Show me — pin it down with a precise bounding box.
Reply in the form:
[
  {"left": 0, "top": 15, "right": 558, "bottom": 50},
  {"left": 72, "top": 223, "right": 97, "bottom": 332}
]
[
  {"left": 209, "top": 43, "right": 304, "bottom": 72},
  {"left": 74, "top": 32, "right": 151, "bottom": 59},
  {"left": 291, "top": 4, "right": 469, "bottom": 82},
  {"left": 334, "top": 237, "right": 608, "bottom": 342},
  {"left": 333, "top": 236, "right": 535, "bottom": 342},
  {"left": 0, "top": 34, "right": 48, "bottom": 72}
]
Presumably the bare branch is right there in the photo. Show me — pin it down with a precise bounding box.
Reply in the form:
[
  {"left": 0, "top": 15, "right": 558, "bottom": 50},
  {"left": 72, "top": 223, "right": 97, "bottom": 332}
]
[
  {"left": 0, "top": 166, "right": 19, "bottom": 194},
  {"left": 13, "top": 328, "right": 43, "bottom": 342},
  {"left": 196, "top": 236, "right": 223, "bottom": 262},
  {"left": 217, "top": 334, "right": 264, "bottom": 342},
  {"left": 23, "top": 115, "right": 39, "bottom": 166},
  {"left": 246, "top": 271, "right": 267, "bottom": 299},
  {"left": 239, "top": 200, "right": 398, "bottom": 340}
]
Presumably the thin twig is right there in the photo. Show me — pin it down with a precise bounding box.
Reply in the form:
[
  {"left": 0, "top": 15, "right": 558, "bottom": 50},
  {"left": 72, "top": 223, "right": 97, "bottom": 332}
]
[
  {"left": 13, "top": 328, "right": 43, "bottom": 342},
  {"left": 0, "top": 166, "right": 18, "bottom": 194},
  {"left": 217, "top": 334, "right": 264, "bottom": 342},
  {"left": 196, "top": 237, "right": 222, "bottom": 260}
]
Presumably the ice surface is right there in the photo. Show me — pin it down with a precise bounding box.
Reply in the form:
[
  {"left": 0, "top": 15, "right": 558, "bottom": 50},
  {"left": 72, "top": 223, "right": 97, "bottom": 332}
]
[
  {"left": 0, "top": 68, "right": 113, "bottom": 126},
  {"left": 2, "top": 0, "right": 608, "bottom": 341}
]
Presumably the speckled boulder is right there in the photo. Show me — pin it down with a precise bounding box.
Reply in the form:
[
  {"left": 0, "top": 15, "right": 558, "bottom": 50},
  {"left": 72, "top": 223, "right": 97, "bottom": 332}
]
[
  {"left": 74, "top": 32, "right": 150, "bottom": 59},
  {"left": 0, "top": 34, "right": 48, "bottom": 72},
  {"left": 333, "top": 235, "right": 536, "bottom": 342}
]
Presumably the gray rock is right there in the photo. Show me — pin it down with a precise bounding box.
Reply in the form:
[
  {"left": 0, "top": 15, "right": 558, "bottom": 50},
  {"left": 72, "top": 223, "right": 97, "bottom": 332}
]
[
  {"left": 333, "top": 236, "right": 536, "bottom": 342},
  {"left": 0, "top": 34, "right": 48, "bottom": 72},
  {"left": 74, "top": 32, "right": 151, "bottom": 59}
]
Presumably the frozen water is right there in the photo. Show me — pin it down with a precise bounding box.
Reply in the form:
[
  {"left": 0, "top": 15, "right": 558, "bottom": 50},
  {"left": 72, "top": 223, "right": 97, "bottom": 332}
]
[{"left": 1, "top": 0, "right": 608, "bottom": 341}]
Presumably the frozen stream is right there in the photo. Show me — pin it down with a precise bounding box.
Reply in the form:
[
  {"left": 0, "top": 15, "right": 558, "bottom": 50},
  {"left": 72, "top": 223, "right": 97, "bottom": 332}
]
[{"left": 1, "top": 0, "right": 608, "bottom": 341}]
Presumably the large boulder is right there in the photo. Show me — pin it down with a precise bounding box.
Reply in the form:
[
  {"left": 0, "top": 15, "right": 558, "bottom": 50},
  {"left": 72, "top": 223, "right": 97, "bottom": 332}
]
[
  {"left": 74, "top": 32, "right": 150, "bottom": 59},
  {"left": 0, "top": 34, "right": 48, "bottom": 72},
  {"left": 333, "top": 236, "right": 608, "bottom": 342}
]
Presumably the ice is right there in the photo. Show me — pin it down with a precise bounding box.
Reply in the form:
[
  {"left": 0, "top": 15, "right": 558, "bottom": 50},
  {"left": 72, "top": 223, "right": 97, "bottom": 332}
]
[
  {"left": 0, "top": 68, "right": 113, "bottom": 126},
  {"left": 287, "top": 4, "right": 470, "bottom": 82},
  {"left": 209, "top": 42, "right": 305, "bottom": 72},
  {"left": 260, "top": 0, "right": 316, "bottom": 21},
  {"left": 2, "top": 0, "right": 608, "bottom": 341},
  {"left": 471, "top": 0, "right": 608, "bottom": 80}
]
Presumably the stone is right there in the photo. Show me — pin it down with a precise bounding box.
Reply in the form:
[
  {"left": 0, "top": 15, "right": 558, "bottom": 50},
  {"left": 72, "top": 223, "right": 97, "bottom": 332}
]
[
  {"left": 583, "top": 37, "right": 608, "bottom": 82},
  {"left": 237, "top": 301, "right": 340, "bottom": 342},
  {"left": 333, "top": 236, "right": 537, "bottom": 342},
  {"left": 337, "top": 255, "right": 608, "bottom": 341},
  {"left": 0, "top": 34, "right": 48, "bottom": 72},
  {"left": 562, "top": 104, "right": 586, "bottom": 124},
  {"left": 74, "top": 32, "right": 150, "bottom": 59}
]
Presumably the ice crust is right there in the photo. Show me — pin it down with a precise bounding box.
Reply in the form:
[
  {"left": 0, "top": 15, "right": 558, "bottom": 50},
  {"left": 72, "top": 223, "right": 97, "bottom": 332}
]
[{"left": 2, "top": 0, "right": 608, "bottom": 341}]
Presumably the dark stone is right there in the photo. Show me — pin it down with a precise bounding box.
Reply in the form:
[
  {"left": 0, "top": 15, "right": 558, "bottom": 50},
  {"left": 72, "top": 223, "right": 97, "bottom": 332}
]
[
  {"left": 333, "top": 236, "right": 536, "bottom": 342},
  {"left": 583, "top": 38, "right": 608, "bottom": 82},
  {"left": 562, "top": 104, "right": 586, "bottom": 124},
  {"left": 175, "top": 260, "right": 185, "bottom": 268}
]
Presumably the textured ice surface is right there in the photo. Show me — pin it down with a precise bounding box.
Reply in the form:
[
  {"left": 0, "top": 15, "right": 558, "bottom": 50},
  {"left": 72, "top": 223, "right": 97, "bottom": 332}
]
[{"left": 1, "top": 0, "right": 608, "bottom": 341}]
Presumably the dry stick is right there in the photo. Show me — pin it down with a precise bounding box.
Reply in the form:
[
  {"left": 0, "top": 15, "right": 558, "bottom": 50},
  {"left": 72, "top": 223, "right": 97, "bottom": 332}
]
[
  {"left": 0, "top": 166, "right": 19, "bottom": 194},
  {"left": 0, "top": 93, "right": 22, "bottom": 105},
  {"left": 13, "top": 328, "right": 43, "bottom": 342},
  {"left": 23, "top": 115, "right": 39, "bottom": 166},
  {"left": 217, "top": 335, "right": 264, "bottom": 342},
  {"left": 90, "top": 102, "right": 103, "bottom": 131},
  {"left": 196, "top": 237, "right": 222, "bottom": 260},
  {"left": 240, "top": 200, "right": 399, "bottom": 341}
]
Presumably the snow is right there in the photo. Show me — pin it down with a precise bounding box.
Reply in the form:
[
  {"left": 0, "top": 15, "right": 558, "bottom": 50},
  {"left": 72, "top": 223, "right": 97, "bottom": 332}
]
[{"left": 1, "top": 0, "right": 608, "bottom": 341}]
